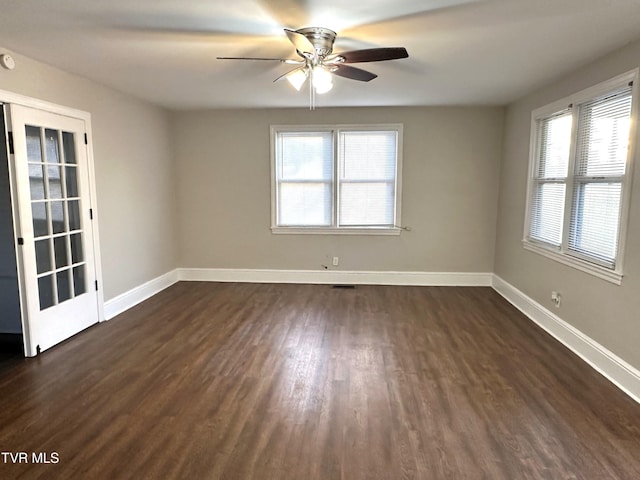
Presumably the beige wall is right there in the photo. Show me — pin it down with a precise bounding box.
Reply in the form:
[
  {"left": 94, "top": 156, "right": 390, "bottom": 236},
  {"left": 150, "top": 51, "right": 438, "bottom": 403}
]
[
  {"left": 495, "top": 38, "right": 640, "bottom": 369},
  {"left": 173, "top": 107, "right": 504, "bottom": 273},
  {"left": 0, "top": 48, "right": 176, "bottom": 301}
]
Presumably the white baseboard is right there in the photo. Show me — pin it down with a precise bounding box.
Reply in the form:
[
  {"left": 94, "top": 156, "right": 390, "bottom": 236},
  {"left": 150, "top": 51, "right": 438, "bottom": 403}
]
[
  {"left": 104, "top": 270, "right": 179, "bottom": 320},
  {"left": 492, "top": 275, "right": 640, "bottom": 404},
  {"left": 177, "top": 268, "right": 494, "bottom": 286},
  {"left": 103, "top": 268, "right": 492, "bottom": 321}
]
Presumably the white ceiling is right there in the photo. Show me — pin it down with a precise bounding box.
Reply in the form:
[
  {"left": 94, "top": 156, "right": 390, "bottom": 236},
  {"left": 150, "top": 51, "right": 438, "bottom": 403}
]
[{"left": 1, "top": 0, "right": 640, "bottom": 110}]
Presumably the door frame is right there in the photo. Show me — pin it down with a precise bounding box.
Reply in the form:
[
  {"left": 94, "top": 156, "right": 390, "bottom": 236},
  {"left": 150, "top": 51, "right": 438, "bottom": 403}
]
[{"left": 0, "top": 89, "right": 104, "bottom": 357}]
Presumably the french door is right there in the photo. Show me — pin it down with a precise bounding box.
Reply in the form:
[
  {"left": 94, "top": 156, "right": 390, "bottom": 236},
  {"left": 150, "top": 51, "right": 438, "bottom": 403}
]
[{"left": 9, "top": 104, "right": 99, "bottom": 356}]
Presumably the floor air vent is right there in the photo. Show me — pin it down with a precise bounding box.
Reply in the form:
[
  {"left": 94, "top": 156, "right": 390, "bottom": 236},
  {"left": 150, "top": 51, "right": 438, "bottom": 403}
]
[{"left": 332, "top": 285, "right": 356, "bottom": 289}]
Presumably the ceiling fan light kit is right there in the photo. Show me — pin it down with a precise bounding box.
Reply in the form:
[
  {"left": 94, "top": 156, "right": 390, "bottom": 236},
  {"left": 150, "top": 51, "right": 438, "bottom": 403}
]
[
  {"left": 311, "top": 65, "right": 333, "bottom": 94},
  {"left": 286, "top": 68, "right": 308, "bottom": 91},
  {"left": 217, "top": 26, "right": 408, "bottom": 109}
]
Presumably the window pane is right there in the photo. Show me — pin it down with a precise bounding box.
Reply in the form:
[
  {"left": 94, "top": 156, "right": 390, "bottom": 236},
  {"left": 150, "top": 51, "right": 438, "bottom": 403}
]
[
  {"left": 35, "top": 239, "right": 52, "bottom": 274},
  {"left": 70, "top": 233, "right": 84, "bottom": 264},
  {"left": 47, "top": 165, "right": 63, "bottom": 199},
  {"left": 575, "top": 89, "right": 632, "bottom": 177},
  {"left": 278, "top": 182, "right": 331, "bottom": 226},
  {"left": 62, "top": 131, "right": 76, "bottom": 164},
  {"left": 54, "top": 236, "right": 69, "bottom": 269},
  {"left": 38, "top": 275, "right": 55, "bottom": 310},
  {"left": 29, "top": 164, "right": 45, "bottom": 200},
  {"left": 340, "top": 183, "right": 394, "bottom": 226},
  {"left": 57, "top": 270, "right": 71, "bottom": 303},
  {"left": 569, "top": 182, "right": 621, "bottom": 266},
  {"left": 45, "top": 129, "right": 60, "bottom": 164},
  {"left": 68, "top": 200, "right": 81, "bottom": 231},
  {"left": 529, "top": 182, "right": 565, "bottom": 246},
  {"left": 65, "top": 166, "right": 78, "bottom": 198},
  {"left": 73, "top": 265, "right": 86, "bottom": 296},
  {"left": 51, "top": 201, "right": 66, "bottom": 234},
  {"left": 25, "top": 126, "right": 43, "bottom": 163},
  {"left": 32, "top": 202, "right": 49, "bottom": 237},
  {"left": 340, "top": 131, "right": 397, "bottom": 180},
  {"left": 279, "top": 132, "right": 333, "bottom": 181},
  {"left": 536, "top": 113, "right": 572, "bottom": 178}
]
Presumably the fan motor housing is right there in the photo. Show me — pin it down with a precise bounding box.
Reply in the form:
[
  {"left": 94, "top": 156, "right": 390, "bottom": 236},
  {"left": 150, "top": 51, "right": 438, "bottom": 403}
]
[{"left": 296, "top": 27, "right": 337, "bottom": 57}]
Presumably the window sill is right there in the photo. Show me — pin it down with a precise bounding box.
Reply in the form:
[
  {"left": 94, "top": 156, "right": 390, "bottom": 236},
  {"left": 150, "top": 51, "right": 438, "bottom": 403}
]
[
  {"left": 271, "top": 226, "right": 402, "bottom": 236},
  {"left": 522, "top": 241, "right": 623, "bottom": 285}
]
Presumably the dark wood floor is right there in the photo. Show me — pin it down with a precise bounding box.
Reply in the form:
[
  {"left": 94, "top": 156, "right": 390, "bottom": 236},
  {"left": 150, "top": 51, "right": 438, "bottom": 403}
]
[{"left": 1, "top": 282, "right": 639, "bottom": 479}]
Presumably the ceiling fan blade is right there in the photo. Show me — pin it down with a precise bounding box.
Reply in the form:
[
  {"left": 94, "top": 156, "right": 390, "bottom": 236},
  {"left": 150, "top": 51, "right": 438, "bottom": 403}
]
[
  {"left": 217, "top": 57, "right": 303, "bottom": 64},
  {"left": 284, "top": 28, "right": 315, "bottom": 55},
  {"left": 331, "top": 65, "right": 377, "bottom": 82},
  {"left": 336, "top": 47, "right": 409, "bottom": 63}
]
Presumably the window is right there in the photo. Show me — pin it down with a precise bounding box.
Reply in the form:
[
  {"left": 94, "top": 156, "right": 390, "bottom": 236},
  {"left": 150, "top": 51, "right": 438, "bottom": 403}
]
[
  {"left": 524, "top": 71, "right": 638, "bottom": 284},
  {"left": 270, "top": 124, "right": 402, "bottom": 234}
]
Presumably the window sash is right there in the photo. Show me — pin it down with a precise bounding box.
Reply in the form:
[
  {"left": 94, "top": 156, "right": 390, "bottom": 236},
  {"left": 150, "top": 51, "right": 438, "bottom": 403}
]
[
  {"left": 338, "top": 129, "right": 398, "bottom": 228},
  {"left": 338, "top": 179, "right": 396, "bottom": 227},
  {"left": 528, "top": 179, "right": 566, "bottom": 247},
  {"left": 567, "top": 178, "right": 623, "bottom": 268},
  {"left": 564, "top": 86, "right": 632, "bottom": 268},
  {"left": 528, "top": 109, "right": 572, "bottom": 247},
  {"left": 277, "top": 180, "right": 333, "bottom": 227}
]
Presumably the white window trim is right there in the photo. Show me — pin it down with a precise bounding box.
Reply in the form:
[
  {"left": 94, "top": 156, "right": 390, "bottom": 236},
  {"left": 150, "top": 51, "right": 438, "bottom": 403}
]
[
  {"left": 522, "top": 69, "right": 639, "bottom": 285},
  {"left": 270, "top": 124, "right": 403, "bottom": 235}
]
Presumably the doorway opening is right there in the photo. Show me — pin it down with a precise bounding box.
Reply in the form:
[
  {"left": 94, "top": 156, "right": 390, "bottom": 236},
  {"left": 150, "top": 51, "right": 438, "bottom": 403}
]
[{"left": 0, "top": 104, "right": 24, "bottom": 360}]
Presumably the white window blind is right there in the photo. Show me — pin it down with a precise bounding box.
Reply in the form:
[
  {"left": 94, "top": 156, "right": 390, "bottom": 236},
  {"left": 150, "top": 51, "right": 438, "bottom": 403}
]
[
  {"left": 271, "top": 125, "right": 402, "bottom": 233},
  {"left": 524, "top": 74, "right": 636, "bottom": 282}
]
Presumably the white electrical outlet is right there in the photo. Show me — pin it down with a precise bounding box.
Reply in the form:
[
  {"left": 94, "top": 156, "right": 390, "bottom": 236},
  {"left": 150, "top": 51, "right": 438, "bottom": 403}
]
[
  {"left": 332, "top": 256, "right": 339, "bottom": 266},
  {"left": 551, "top": 291, "right": 562, "bottom": 308}
]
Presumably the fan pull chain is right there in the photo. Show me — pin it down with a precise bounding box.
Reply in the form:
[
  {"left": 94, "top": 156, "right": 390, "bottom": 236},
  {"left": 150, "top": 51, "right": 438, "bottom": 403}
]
[{"left": 309, "top": 68, "right": 315, "bottom": 110}]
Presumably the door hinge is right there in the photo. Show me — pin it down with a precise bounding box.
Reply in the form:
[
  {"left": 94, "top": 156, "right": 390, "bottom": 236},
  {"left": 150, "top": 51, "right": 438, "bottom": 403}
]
[
  {"left": 84, "top": 133, "right": 88, "bottom": 145},
  {"left": 89, "top": 208, "right": 93, "bottom": 220},
  {"left": 7, "top": 131, "right": 14, "bottom": 154},
  {"left": 17, "top": 237, "right": 24, "bottom": 246},
  {"left": 95, "top": 280, "right": 98, "bottom": 291}
]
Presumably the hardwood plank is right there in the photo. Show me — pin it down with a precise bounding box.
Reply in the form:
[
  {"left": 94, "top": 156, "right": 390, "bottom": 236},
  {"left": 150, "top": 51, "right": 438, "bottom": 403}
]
[{"left": 0, "top": 283, "right": 639, "bottom": 479}]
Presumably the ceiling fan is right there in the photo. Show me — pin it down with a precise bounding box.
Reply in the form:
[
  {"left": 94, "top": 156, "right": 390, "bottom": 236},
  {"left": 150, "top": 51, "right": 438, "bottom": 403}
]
[{"left": 217, "top": 27, "right": 408, "bottom": 108}]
